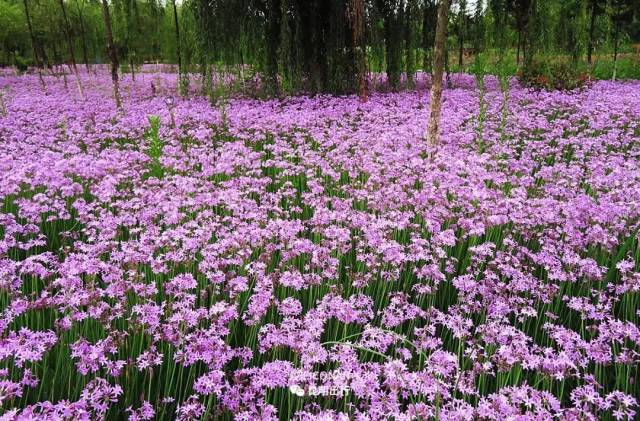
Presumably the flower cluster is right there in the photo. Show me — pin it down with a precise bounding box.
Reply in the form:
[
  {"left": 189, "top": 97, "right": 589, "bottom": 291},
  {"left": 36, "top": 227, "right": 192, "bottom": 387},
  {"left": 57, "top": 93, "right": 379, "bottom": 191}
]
[{"left": 0, "top": 69, "right": 639, "bottom": 419}]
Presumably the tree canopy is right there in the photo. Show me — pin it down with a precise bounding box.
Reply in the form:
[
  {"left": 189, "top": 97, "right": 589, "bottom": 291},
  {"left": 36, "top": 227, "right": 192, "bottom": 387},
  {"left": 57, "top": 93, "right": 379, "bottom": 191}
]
[{"left": 1, "top": 0, "right": 639, "bottom": 93}]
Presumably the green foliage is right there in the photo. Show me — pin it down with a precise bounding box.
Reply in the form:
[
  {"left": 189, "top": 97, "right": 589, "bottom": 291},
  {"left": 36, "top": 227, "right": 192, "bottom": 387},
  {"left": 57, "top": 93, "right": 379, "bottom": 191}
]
[
  {"left": 0, "top": 0, "right": 29, "bottom": 66},
  {"left": 14, "top": 55, "right": 29, "bottom": 72},
  {"left": 469, "top": 52, "right": 489, "bottom": 79},
  {"left": 471, "top": 54, "right": 488, "bottom": 149},
  {"left": 592, "top": 55, "right": 640, "bottom": 80},
  {"left": 145, "top": 115, "right": 164, "bottom": 180},
  {"left": 179, "top": 72, "right": 190, "bottom": 96},
  {"left": 495, "top": 56, "right": 512, "bottom": 141},
  {"left": 519, "top": 60, "right": 589, "bottom": 90}
]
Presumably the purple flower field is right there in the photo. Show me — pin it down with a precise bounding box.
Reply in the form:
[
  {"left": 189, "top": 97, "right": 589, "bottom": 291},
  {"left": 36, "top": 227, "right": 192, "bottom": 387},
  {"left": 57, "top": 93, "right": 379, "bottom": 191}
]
[{"left": 1, "top": 71, "right": 640, "bottom": 420}]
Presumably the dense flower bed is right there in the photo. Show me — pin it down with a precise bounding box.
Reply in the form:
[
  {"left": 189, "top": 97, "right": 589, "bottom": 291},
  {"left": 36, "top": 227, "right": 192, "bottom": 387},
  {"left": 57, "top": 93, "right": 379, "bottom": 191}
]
[{"left": 0, "top": 71, "right": 639, "bottom": 420}]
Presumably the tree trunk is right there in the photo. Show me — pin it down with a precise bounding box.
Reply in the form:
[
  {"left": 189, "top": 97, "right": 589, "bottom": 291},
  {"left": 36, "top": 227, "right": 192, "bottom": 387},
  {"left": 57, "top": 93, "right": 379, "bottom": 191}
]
[
  {"left": 405, "top": 2, "right": 415, "bottom": 89},
  {"left": 523, "top": 0, "right": 537, "bottom": 67},
  {"left": 472, "top": 0, "right": 483, "bottom": 54},
  {"left": 239, "top": 49, "right": 246, "bottom": 94},
  {"left": 445, "top": 43, "right": 451, "bottom": 88},
  {"left": 58, "top": 0, "right": 84, "bottom": 98},
  {"left": 424, "top": 49, "right": 432, "bottom": 75},
  {"left": 52, "top": 43, "right": 60, "bottom": 68},
  {"left": 612, "top": 29, "right": 619, "bottom": 81},
  {"left": 458, "top": 34, "right": 463, "bottom": 69},
  {"left": 0, "top": 90, "right": 7, "bottom": 116},
  {"left": 171, "top": 0, "right": 182, "bottom": 73},
  {"left": 130, "top": 56, "right": 136, "bottom": 81},
  {"left": 74, "top": 0, "right": 91, "bottom": 72},
  {"left": 100, "top": 0, "right": 121, "bottom": 108},
  {"left": 351, "top": 0, "right": 367, "bottom": 100},
  {"left": 587, "top": 2, "right": 596, "bottom": 65},
  {"left": 382, "top": 6, "right": 401, "bottom": 91},
  {"left": 41, "top": 46, "right": 51, "bottom": 71},
  {"left": 22, "top": 0, "right": 46, "bottom": 88},
  {"left": 516, "top": 31, "right": 521, "bottom": 65},
  {"left": 426, "top": 0, "right": 450, "bottom": 146},
  {"left": 265, "top": 0, "right": 281, "bottom": 96},
  {"left": 457, "top": 2, "right": 465, "bottom": 69}
]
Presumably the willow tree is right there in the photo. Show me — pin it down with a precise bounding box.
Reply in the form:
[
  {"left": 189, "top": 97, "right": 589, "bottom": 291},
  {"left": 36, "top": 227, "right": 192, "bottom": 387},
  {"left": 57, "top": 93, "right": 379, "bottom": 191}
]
[
  {"left": 171, "top": 0, "right": 181, "bottom": 71},
  {"left": 558, "top": 0, "right": 584, "bottom": 63},
  {"left": 426, "top": 0, "right": 450, "bottom": 146},
  {"left": 422, "top": 0, "right": 438, "bottom": 73},
  {"left": 325, "top": 0, "right": 357, "bottom": 93},
  {"left": 272, "top": 0, "right": 354, "bottom": 94},
  {"left": 488, "top": 0, "right": 507, "bottom": 53},
  {"left": 57, "top": 0, "right": 84, "bottom": 98},
  {"left": 456, "top": 0, "right": 467, "bottom": 68},
  {"left": 472, "top": 0, "right": 485, "bottom": 54},
  {"left": 522, "top": 0, "right": 538, "bottom": 67},
  {"left": 505, "top": 0, "right": 534, "bottom": 65},
  {"left": 350, "top": 0, "right": 367, "bottom": 100},
  {"left": 609, "top": 0, "right": 634, "bottom": 80},
  {"left": 115, "top": 0, "right": 142, "bottom": 80},
  {"left": 0, "top": 2, "right": 27, "bottom": 68},
  {"left": 191, "top": 0, "right": 215, "bottom": 95},
  {"left": 170, "top": 0, "right": 185, "bottom": 93},
  {"left": 586, "top": 0, "right": 605, "bottom": 64},
  {"left": 22, "top": 0, "right": 46, "bottom": 87},
  {"left": 376, "top": 0, "right": 403, "bottom": 91},
  {"left": 404, "top": 0, "right": 416, "bottom": 89},
  {"left": 101, "top": 0, "right": 121, "bottom": 108},
  {"left": 73, "top": 0, "right": 91, "bottom": 71},
  {"left": 262, "top": 0, "right": 281, "bottom": 95}
]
